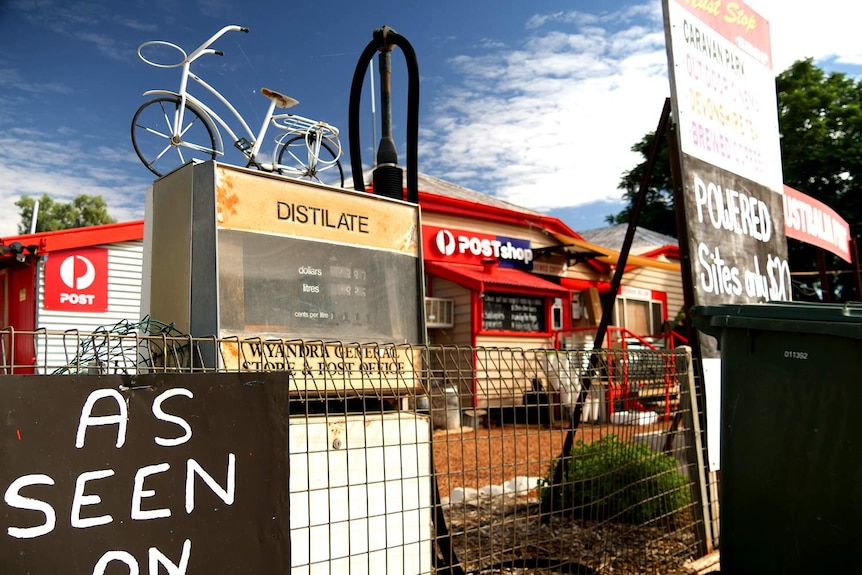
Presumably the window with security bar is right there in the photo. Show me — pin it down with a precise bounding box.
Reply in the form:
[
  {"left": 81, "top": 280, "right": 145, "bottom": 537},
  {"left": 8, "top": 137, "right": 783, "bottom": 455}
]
[
  {"left": 482, "top": 292, "right": 546, "bottom": 332},
  {"left": 614, "top": 296, "right": 663, "bottom": 338}
]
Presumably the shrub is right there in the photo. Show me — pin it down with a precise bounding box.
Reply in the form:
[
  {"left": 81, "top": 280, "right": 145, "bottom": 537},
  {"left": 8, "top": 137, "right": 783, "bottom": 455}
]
[{"left": 540, "top": 434, "right": 691, "bottom": 524}]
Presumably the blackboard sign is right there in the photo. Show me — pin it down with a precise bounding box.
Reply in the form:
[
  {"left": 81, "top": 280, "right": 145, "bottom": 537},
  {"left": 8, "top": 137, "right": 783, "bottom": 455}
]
[
  {"left": 0, "top": 373, "right": 291, "bottom": 574},
  {"left": 681, "top": 154, "right": 791, "bottom": 307},
  {"left": 483, "top": 293, "right": 545, "bottom": 332}
]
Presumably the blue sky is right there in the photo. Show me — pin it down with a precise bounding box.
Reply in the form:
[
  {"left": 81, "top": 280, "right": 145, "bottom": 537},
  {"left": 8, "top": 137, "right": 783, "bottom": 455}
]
[{"left": 1, "top": 0, "right": 860, "bottom": 238}]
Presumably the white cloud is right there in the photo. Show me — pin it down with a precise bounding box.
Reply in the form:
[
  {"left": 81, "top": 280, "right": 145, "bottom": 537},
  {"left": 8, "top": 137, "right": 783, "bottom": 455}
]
[
  {"left": 3, "top": 0, "right": 861, "bottom": 240},
  {"left": 421, "top": 3, "right": 669, "bottom": 212},
  {"left": 0, "top": 68, "right": 71, "bottom": 94},
  {"left": 0, "top": 132, "right": 148, "bottom": 236},
  {"left": 751, "top": 0, "right": 862, "bottom": 71},
  {"left": 8, "top": 0, "right": 140, "bottom": 62},
  {"left": 76, "top": 31, "right": 127, "bottom": 61}
]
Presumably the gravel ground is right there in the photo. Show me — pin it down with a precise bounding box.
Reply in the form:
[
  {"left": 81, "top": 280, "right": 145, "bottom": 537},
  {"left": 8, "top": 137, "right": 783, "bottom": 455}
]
[
  {"left": 430, "top": 420, "right": 702, "bottom": 574},
  {"left": 432, "top": 420, "right": 671, "bottom": 499}
]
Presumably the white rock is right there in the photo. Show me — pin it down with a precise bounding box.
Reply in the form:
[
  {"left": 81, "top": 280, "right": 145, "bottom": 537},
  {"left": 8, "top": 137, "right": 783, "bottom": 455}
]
[
  {"left": 610, "top": 410, "right": 659, "bottom": 426},
  {"left": 503, "top": 476, "right": 542, "bottom": 494},
  {"left": 449, "top": 487, "right": 479, "bottom": 503},
  {"left": 479, "top": 484, "right": 505, "bottom": 497}
]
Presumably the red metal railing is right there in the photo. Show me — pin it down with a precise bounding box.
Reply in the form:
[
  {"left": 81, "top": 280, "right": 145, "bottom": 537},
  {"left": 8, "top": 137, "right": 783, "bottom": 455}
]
[{"left": 552, "top": 325, "right": 687, "bottom": 420}]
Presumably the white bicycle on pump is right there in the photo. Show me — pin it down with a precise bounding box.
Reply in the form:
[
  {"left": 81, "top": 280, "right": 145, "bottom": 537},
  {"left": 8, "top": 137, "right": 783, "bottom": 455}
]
[{"left": 131, "top": 25, "right": 344, "bottom": 187}]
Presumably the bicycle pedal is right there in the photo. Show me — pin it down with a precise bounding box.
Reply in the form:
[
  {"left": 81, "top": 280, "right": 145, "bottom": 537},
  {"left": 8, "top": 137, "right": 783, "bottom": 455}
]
[{"left": 234, "top": 138, "right": 253, "bottom": 153}]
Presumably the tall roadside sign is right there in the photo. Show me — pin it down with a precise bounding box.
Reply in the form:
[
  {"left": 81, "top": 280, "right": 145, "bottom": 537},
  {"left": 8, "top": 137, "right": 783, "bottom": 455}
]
[{"left": 663, "top": 0, "right": 791, "bottom": 337}]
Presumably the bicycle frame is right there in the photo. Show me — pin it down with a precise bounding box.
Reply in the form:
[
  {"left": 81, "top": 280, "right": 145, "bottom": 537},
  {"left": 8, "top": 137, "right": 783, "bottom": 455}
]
[
  {"left": 145, "top": 62, "right": 335, "bottom": 172},
  {"left": 143, "top": 28, "right": 278, "bottom": 167}
]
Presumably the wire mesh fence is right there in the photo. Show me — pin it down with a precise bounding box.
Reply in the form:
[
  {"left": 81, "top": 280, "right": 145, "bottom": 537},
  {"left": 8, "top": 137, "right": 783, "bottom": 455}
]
[{"left": 1, "top": 327, "right": 715, "bottom": 574}]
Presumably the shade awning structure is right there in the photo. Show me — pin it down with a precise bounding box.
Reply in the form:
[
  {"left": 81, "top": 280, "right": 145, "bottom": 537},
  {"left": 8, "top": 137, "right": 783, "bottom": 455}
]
[
  {"left": 548, "top": 231, "right": 681, "bottom": 272},
  {"left": 424, "top": 261, "right": 569, "bottom": 296}
]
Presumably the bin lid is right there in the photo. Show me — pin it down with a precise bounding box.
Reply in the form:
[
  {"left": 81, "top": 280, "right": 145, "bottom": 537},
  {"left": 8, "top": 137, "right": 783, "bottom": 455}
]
[{"left": 691, "top": 301, "right": 862, "bottom": 341}]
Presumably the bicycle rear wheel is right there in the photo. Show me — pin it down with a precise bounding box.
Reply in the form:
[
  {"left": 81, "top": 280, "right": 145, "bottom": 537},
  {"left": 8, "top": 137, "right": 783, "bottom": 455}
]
[
  {"left": 277, "top": 134, "right": 344, "bottom": 188},
  {"left": 131, "top": 96, "right": 218, "bottom": 177}
]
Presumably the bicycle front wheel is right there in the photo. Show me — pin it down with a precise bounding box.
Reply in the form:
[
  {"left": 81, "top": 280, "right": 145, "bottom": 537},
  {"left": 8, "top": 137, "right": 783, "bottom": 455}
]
[
  {"left": 277, "top": 135, "right": 344, "bottom": 188},
  {"left": 131, "top": 96, "right": 218, "bottom": 177}
]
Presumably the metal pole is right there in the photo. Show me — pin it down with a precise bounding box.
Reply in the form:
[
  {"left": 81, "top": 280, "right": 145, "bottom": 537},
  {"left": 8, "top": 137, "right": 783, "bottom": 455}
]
[
  {"left": 593, "top": 97, "right": 673, "bottom": 348},
  {"left": 29, "top": 200, "right": 40, "bottom": 234},
  {"left": 370, "top": 59, "right": 377, "bottom": 165},
  {"left": 542, "top": 99, "right": 673, "bottom": 521},
  {"left": 376, "top": 50, "right": 396, "bottom": 167}
]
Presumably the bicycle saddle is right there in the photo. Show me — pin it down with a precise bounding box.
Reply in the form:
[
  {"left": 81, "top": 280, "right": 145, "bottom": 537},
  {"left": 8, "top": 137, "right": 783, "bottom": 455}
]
[{"left": 261, "top": 87, "right": 299, "bottom": 109}]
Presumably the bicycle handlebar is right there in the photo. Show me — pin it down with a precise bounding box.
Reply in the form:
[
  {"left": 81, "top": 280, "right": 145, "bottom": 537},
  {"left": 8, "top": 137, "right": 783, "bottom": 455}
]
[
  {"left": 138, "top": 25, "right": 249, "bottom": 68},
  {"left": 186, "top": 24, "right": 249, "bottom": 63}
]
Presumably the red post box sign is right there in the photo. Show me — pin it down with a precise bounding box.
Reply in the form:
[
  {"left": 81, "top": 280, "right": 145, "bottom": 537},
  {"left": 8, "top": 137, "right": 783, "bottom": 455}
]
[{"left": 43, "top": 247, "right": 109, "bottom": 312}]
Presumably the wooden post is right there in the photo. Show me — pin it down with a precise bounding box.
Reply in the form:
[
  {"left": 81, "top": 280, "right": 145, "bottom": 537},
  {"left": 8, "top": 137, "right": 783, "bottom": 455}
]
[
  {"left": 817, "top": 248, "right": 831, "bottom": 302},
  {"left": 851, "top": 237, "right": 862, "bottom": 300}
]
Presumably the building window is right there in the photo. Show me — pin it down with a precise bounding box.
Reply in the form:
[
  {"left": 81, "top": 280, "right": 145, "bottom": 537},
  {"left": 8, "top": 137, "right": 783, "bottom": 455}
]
[
  {"left": 614, "top": 293, "right": 664, "bottom": 337},
  {"left": 482, "top": 293, "right": 546, "bottom": 332}
]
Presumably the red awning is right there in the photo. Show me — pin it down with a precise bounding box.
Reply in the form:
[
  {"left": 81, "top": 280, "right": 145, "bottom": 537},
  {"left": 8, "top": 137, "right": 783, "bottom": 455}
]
[
  {"left": 559, "top": 277, "right": 611, "bottom": 293},
  {"left": 425, "top": 261, "right": 569, "bottom": 295}
]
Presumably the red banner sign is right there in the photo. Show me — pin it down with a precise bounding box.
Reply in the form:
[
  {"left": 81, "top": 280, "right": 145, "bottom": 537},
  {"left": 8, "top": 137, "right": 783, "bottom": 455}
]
[
  {"left": 43, "top": 247, "right": 109, "bottom": 312},
  {"left": 783, "top": 185, "right": 852, "bottom": 263}
]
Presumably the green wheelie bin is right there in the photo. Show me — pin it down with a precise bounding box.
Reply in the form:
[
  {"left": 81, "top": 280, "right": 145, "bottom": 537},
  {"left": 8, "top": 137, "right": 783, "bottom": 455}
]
[{"left": 692, "top": 301, "right": 862, "bottom": 575}]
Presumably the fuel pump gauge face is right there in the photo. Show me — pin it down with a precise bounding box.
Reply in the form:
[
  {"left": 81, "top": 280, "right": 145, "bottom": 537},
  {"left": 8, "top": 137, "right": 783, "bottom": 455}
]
[{"left": 220, "top": 231, "right": 418, "bottom": 342}]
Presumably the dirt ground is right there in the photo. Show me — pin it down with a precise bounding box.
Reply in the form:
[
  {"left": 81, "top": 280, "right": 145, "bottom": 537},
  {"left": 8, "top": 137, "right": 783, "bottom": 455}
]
[{"left": 432, "top": 419, "right": 672, "bottom": 499}]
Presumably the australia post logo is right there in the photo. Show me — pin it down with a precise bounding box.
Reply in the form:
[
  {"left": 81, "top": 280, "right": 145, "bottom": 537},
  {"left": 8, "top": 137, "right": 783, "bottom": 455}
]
[
  {"left": 424, "top": 225, "right": 533, "bottom": 270},
  {"left": 43, "top": 247, "right": 109, "bottom": 312}
]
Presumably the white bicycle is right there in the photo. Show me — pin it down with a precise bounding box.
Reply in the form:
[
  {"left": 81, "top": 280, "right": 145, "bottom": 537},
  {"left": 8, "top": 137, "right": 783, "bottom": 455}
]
[{"left": 131, "top": 25, "right": 344, "bottom": 187}]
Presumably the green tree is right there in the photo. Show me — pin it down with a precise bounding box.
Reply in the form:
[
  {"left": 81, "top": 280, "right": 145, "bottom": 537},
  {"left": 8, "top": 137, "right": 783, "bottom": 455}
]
[
  {"left": 777, "top": 59, "right": 862, "bottom": 301},
  {"left": 605, "top": 132, "right": 675, "bottom": 237},
  {"left": 610, "top": 58, "right": 862, "bottom": 301},
  {"left": 15, "top": 194, "right": 115, "bottom": 234}
]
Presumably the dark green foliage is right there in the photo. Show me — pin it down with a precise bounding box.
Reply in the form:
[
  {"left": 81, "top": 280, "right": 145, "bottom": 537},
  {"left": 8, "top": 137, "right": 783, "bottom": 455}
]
[
  {"left": 775, "top": 59, "right": 862, "bottom": 301},
  {"left": 540, "top": 434, "right": 690, "bottom": 525},
  {"left": 15, "top": 193, "right": 115, "bottom": 234}
]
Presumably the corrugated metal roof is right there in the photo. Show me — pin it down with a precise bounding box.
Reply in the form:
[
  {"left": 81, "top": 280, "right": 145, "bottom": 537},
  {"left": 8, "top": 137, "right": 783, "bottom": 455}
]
[
  {"left": 414, "top": 173, "right": 545, "bottom": 216},
  {"left": 577, "top": 224, "right": 678, "bottom": 255},
  {"left": 349, "top": 170, "right": 545, "bottom": 217}
]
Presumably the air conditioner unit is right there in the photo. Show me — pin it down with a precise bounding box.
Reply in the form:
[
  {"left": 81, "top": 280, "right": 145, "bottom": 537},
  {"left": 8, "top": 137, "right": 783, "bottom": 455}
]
[{"left": 424, "top": 297, "right": 454, "bottom": 329}]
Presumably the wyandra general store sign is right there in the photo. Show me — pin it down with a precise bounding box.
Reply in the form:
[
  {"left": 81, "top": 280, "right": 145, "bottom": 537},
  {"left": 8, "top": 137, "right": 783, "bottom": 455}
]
[{"left": 219, "top": 339, "right": 419, "bottom": 394}]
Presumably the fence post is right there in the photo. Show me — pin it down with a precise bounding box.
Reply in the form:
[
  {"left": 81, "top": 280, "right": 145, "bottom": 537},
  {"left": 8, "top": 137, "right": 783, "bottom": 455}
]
[{"left": 679, "top": 345, "right": 713, "bottom": 556}]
